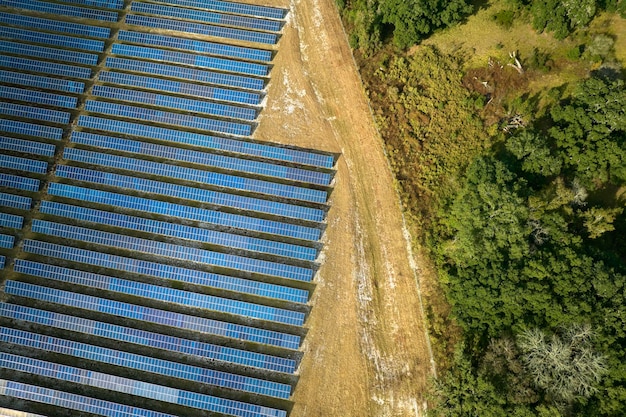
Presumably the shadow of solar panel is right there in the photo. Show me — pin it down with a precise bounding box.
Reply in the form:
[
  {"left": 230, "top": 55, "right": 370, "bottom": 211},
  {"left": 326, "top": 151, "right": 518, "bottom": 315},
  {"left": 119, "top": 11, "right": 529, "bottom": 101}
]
[
  {"left": 59, "top": 0, "right": 124, "bottom": 9},
  {"left": 0, "top": 154, "right": 47, "bottom": 174},
  {"left": 0, "top": 12, "right": 111, "bottom": 38},
  {"left": 98, "top": 70, "right": 261, "bottom": 104},
  {"left": 85, "top": 100, "right": 252, "bottom": 136},
  {"left": 17, "top": 260, "right": 305, "bottom": 326},
  {"left": 0, "top": 41, "right": 98, "bottom": 65},
  {"left": 5, "top": 281, "right": 301, "bottom": 349},
  {"left": 0, "top": 191, "right": 32, "bottom": 210},
  {"left": 0, "top": 55, "right": 92, "bottom": 79},
  {"left": 0, "top": 212, "right": 23, "bottom": 229},
  {"left": 0, "top": 69, "right": 85, "bottom": 93},
  {"left": 118, "top": 30, "right": 272, "bottom": 62},
  {"left": 0, "top": 256, "right": 4, "bottom": 269},
  {"left": 0, "top": 301, "right": 298, "bottom": 372},
  {"left": 0, "top": 174, "right": 40, "bottom": 192},
  {"left": 0, "top": 136, "right": 56, "bottom": 157},
  {"left": 2, "top": 0, "right": 119, "bottom": 22},
  {"left": 41, "top": 200, "right": 318, "bottom": 261},
  {"left": 0, "top": 26, "right": 105, "bottom": 52},
  {"left": 125, "top": 14, "right": 277, "bottom": 45},
  {"left": 0, "top": 234, "right": 14, "bottom": 248},
  {"left": 0, "top": 102, "right": 70, "bottom": 124},
  {"left": 0, "top": 118, "right": 63, "bottom": 140},
  {"left": 150, "top": 0, "right": 287, "bottom": 20},
  {"left": 111, "top": 43, "right": 269, "bottom": 76},
  {"left": 0, "top": 325, "right": 291, "bottom": 398},
  {"left": 32, "top": 220, "right": 315, "bottom": 281},
  {"left": 91, "top": 85, "right": 257, "bottom": 120},
  {"left": 130, "top": 2, "right": 283, "bottom": 33}
]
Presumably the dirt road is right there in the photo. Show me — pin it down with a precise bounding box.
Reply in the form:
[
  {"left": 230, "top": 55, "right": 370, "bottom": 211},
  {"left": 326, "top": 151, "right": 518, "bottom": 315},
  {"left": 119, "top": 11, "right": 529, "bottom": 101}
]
[{"left": 253, "top": 0, "right": 435, "bottom": 415}]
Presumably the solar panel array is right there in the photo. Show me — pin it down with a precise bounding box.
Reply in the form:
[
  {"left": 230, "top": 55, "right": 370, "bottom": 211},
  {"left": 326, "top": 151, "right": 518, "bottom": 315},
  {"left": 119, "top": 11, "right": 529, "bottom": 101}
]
[{"left": 0, "top": 1, "right": 337, "bottom": 416}]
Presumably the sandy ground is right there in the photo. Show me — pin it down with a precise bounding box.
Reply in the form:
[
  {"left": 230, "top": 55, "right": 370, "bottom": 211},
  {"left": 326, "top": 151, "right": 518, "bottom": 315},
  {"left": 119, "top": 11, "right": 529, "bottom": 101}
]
[{"left": 250, "top": 0, "right": 435, "bottom": 415}]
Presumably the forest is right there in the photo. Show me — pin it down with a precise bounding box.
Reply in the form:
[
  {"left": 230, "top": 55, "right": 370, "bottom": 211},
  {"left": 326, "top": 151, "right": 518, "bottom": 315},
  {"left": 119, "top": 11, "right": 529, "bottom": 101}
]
[{"left": 337, "top": 0, "right": 626, "bottom": 415}]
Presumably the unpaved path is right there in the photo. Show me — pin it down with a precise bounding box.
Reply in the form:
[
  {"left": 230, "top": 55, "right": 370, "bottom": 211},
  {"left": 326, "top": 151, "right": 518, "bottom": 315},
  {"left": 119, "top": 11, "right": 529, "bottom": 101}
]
[{"left": 252, "top": 0, "right": 434, "bottom": 415}]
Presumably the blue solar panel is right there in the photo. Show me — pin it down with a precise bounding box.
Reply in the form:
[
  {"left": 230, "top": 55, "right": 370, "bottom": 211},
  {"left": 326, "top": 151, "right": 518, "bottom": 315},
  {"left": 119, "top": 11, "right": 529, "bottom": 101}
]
[
  {"left": 0, "top": 69, "right": 85, "bottom": 93},
  {"left": 0, "top": 173, "right": 40, "bottom": 192},
  {"left": 0, "top": 41, "right": 98, "bottom": 66},
  {"left": 0, "top": 102, "right": 70, "bottom": 124},
  {"left": 118, "top": 30, "right": 272, "bottom": 62},
  {"left": 0, "top": 352, "right": 287, "bottom": 417},
  {"left": 85, "top": 100, "right": 252, "bottom": 136},
  {"left": 91, "top": 85, "right": 257, "bottom": 120},
  {"left": 32, "top": 219, "right": 314, "bottom": 281},
  {"left": 125, "top": 14, "right": 277, "bottom": 45},
  {"left": 41, "top": 200, "right": 317, "bottom": 261},
  {"left": 0, "top": 12, "right": 111, "bottom": 38},
  {"left": 0, "top": 154, "right": 47, "bottom": 174},
  {"left": 5, "top": 281, "right": 301, "bottom": 349},
  {"left": 111, "top": 43, "right": 269, "bottom": 76},
  {"left": 0, "top": 325, "right": 291, "bottom": 398},
  {"left": 0, "top": 192, "right": 31, "bottom": 210},
  {"left": 55, "top": 165, "right": 325, "bottom": 222},
  {"left": 0, "top": 301, "right": 297, "bottom": 372},
  {"left": 0, "top": 55, "right": 92, "bottom": 79},
  {"left": 98, "top": 70, "right": 262, "bottom": 105},
  {"left": 59, "top": 0, "right": 124, "bottom": 9},
  {"left": 22, "top": 239, "right": 309, "bottom": 303},
  {"left": 0, "top": 118, "right": 63, "bottom": 140},
  {"left": 0, "top": 86, "right": 77, "bottom": 109},
  {"left": 0, "top": 234, "right": 14, "bottom": 249},
  {"left": 16, "top": 260, "right": 305, "bottom": 326},
  {"left": 0, "top": 379, "right": 179, "bottom": 417},
  {"left": 0, "top": 136, "right": 56, "bottom": 157},
  {"left": 78, "top": 116, "right": 335, "bottom": 168},
  {"left": 63, "top": 148, "right": 326, "bottom": 203},
  {"left": 0, "top": 26, "right": 105, "bottom": 52},
  {"left": 2, "top": 0, "right": 119, "bottom": 22},
  {"left": 149, "top": 0, "right": 287, "bottom": 20},
  {"left": 105, "top": 57, "right": 264, "bottom": 90},
  {"left": 0, "top": 256, "right": 4, "bottom": 269},
  {"left": 49, "top": 179, "right": 322, "bottom": 238},
  {"left": 70, "top": 132, "right": 331, "bottom": 186},
  {"left": 0, "top": 212, "right": 23, "bottom": 229},
  {"left": 130, "top": 2, "right": 283, "bottom": 33}
]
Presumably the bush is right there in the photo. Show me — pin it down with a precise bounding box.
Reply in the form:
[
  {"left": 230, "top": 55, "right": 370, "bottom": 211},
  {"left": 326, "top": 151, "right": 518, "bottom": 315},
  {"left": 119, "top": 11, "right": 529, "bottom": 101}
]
[{"left": 493, "top": 9, "right": 516, "bottom": 29}]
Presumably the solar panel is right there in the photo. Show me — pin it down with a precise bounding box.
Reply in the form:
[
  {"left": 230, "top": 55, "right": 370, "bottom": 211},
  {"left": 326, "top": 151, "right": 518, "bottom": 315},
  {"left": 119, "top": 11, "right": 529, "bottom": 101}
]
[
  {"left": 130, "top": 2, "right": 283, "bottom": 33},
  {"left": 0, "top": 26, "right": 105, "bottom": 52},
  {"left": 0, "top": 256, "right": 4, "bottom": 269},
  {"left": 0, "top": 407, "right": 46, "bottom": 417},
  {"left": 0, "top": 353, "right": 287, "bottom": 417},
  {"left": 0, "top": 301, "right": 297, "bottom": 372},
  {"left": 31, "top": 220, "right": 315, "bottom": 281},
  {"left": 0, "top": 12, "right": 111, "bottom": 38},
  {"left": 0, "top": 102, "right": 70, "bottom": 124},
  {"left": 118, "top": 30, "right": 272, "bottom": 62},
  {"left": 5, "top": 281, "right": 301, "bottom": 349},
  {"left": 22, "top": 239, "right": 309, "bottom": 303},
  {"left": 0, "top": 55, "right": 92, "bottom": 79},
  {"left": 0, "top": 41, "right": 99, "bottom": 66},
  {"left": 98, "top": 70, "right": 262, "bottom": 105},
  {"left": 70, "top": 131, "right": 331, "bottom": 186},
  {"left": 91, "top": 85, "right": 257, "bottom": 120},
  {"left": 0, "top": 86, "right": 78, "bottom": 109},
  {"left": 63, "top": 148, "right": 327, "bottom": 203},
  {"left": 111, "top": 43, "right": 269, "bottom": 76},
  {"left": 41, "top": 200, "right": 318, "bottom": 261},
  {"left": 148, "top": 0, "right": 287, "bottom": 20},
  {"left": 84, "top": 100, "right": 252, "bottom": 136},
  {"left": 0, "top": 212, "right": 23, "bottom": 229},
  {"left": 78, "top": 116, "right": 335, "bottom": 168},
  {"left": 0, "top": 234, "right": 15, "bottom": 249},
  {"left": 48, "top": 181, "right": 322, "bottom": 239},
  {"left": 0, "top": 154, "right": 47, "bottom": 174},
  {"left": 2, "top": 0, "right": 119, "bottom": 22},
  {"left": 16, "top": 260, "right": 305, "bottom": 326},
  {"left": 0, "top": 325, "right": 291, "bottom": 398},
  {"left": 58, "top": 0, "right": 124, "bottom": 10},
  {"left": 0, "top": 173, "right": 40, "bottom": 192},
  {"left": 0, "top": 118, "right": 63, "bottom": 140},
  {"left": 105, "top": 57, "right": 264, "bottom": 90},
  {"left": 0, "top": 378, "right": 180, "bottom": 417},
  {"left": 0, "top": 192, "right": 31, "bottom": 210},
  {"left": 125, "top": 14, "right": 277, "bottom": 45},
  {"left": 0, "top": 136, "right": 56, "bottom": 157},
  {"left": 0, "top": 69, "right": 85, "bottom": 93}
]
